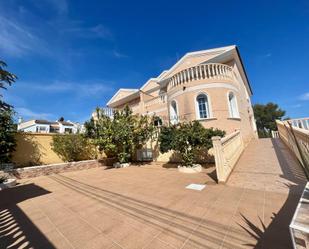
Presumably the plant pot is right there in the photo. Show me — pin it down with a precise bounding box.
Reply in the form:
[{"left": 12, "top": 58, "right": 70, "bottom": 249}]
[
  {"left": 113, "top": 162, "right": 131, "bottom": 168},
  {"left": 0, "top": 178, "right": 17, "bottom": 190},
  {"left": 178, "top": 164, "right": 202, "bottom": 173}
]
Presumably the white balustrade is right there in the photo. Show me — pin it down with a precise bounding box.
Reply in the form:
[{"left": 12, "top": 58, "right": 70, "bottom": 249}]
[{"left": 167, "top": 63, "right": 234, "bottom": 90}]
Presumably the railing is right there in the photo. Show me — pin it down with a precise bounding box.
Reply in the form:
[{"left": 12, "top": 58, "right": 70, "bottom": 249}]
[
  {"left": 289, "top": 182, "right": 309, "bottom": 249},
  {"left": 167, "top": 63, "right": 234, "bottom": 90},
  {"left": 287, "top": 117, "right": 309, "bottom": 130},
  {"left": 276, "top": 120, "right": 309, "bottom": 178},
  {"left": 211, "top": 130, "right": 244, "bottom": 182},
  {"left": 271, "top": 130, "right": 279, "bottom": 138}
]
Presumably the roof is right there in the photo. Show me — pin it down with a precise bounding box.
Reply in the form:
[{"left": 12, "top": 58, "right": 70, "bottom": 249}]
[
  {"left": 59, "top": 121, "right": 74, "bottom": 126},
  {"left": 106, "top": 45, "right": 253, "bottom": 106},
  {"left": 35, "top": 120, "right": 57, "bottom": 125},
  {"left": 106, "top": 88, "right": 139, "bottom": 107}
]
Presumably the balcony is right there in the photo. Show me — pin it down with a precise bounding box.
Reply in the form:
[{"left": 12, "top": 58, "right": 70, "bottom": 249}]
[{"left": 167, "top": 63, "right": 234, "bottom": 90}]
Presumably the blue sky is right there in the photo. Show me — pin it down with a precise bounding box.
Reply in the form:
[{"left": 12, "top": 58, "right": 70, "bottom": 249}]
[{"left": 1, "top": 0, "right": 308, "bottom": 123}]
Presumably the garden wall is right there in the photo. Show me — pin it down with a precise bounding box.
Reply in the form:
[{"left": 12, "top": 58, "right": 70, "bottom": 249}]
[
  {"left": 11, "top": 160, "right": 102, "bottom": 179},
  {"left": 12, "top": 133, "right": 64, "bottom": 167}
]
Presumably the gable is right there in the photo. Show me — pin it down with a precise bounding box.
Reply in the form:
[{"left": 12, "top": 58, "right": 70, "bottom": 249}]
[
  {"left": 107, "top": 88, "right": 138, "bottom": 105},
  {"left": 161, "top": 45, "right": 235, "bottom": 80},
  {"left": 140, "top": 79, "right": 159, "bottom": 92}
]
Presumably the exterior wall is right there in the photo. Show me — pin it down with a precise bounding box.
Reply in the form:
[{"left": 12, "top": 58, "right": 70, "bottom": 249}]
[
  {"left": 20, "top": 124, "right": 50, "bottom": 133},
  {"left": 107, "top": 47, "right": 257, "bottom": 162},
  {"left": 12, "top": 133, "right": 64, "bottom": 166}
]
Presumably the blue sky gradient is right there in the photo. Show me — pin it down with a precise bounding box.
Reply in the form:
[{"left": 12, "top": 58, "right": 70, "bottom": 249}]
[{"left": 1, "top": 0, "right": 308, "bottom": 122}]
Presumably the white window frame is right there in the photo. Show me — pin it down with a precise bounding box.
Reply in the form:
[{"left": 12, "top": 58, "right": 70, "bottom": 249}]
[
  {"left": 169, "top": 99, "right": 179, "bottom": 124},
  {"left": 194, "top": 92, "right": 213, "bottom": 120},
  {"left": 227, "top": 91, "right": 240, "bottom": 118}
]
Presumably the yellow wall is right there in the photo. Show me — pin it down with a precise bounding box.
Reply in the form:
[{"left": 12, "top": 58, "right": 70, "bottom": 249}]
[{"left": 12, "top": 133, "right": 64, "bottom": 166}]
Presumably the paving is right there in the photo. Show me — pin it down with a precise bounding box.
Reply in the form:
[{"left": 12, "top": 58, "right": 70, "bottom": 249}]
[{"left": 0, "top": 138, "right": 307, "bottom": 249}]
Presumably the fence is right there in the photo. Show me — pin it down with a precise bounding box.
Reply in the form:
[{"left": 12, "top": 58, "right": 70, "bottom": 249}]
[
  {"left": 276, "top": 120, "right": 309, "bottom": 178},
  {"left": 211, "top": 130, "right": 244, "bottom": 182}
]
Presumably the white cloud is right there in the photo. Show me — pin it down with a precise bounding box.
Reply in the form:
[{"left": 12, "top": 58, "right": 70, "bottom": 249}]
[
  {"left": 291, "top": 104, "right": 302, "bottom": 108},
  {"left": 299, "top": 92, "right": 309, "bottom": 101},
  {"left": 0, "top": 16, "right": 49, "bottom": 57},
  {"left": 15, "top": 107, "right": 54, "bottom": 119},
  {"left": 112, "top": 50, "right": 128, "bottom": 58},
  {"left": 16, "top": 80, "right": 114, "bottom": 97},
  {"left": 31, "top": 0, "right": 68, "bottom": 15},
  {"left": 63, "top": 24, "right": 113, "bottom": 40}
]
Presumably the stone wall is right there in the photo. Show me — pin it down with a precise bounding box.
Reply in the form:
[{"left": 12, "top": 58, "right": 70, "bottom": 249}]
[{"left": 11, "top": 160, "right": 103, "bottom": 179}]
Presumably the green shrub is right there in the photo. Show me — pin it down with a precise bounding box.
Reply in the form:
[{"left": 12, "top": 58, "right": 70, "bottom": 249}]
[
  {"left": 51, "top": 134, "right": 96, "bottom": 162},
  {"left": 159, "top": 121, "right": 225, "bottom": 167}
]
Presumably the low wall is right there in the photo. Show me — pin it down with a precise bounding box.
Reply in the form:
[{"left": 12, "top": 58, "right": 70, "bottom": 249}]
[
  {"left": 211, "top": 130, "right": 245, "bottom": 183},
  {"left": 12, "top": 133, "right": 64, "bottom": 166},
  {"left": 10, "top": 160, "right": 103, "bottom": 179}
]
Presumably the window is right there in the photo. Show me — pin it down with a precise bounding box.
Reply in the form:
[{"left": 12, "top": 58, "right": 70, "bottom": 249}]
[
  {"left": 196, "top": 94, "right": 210, "bottom": 119},
  {"left": 154, "top": 117, "right": 163, "bottom": 127},
  {"left": 36, "top": 126, "right": 47, "bottom": 132},
  {"left": 64, "top": 128, "right": 73, "bottom": 133},
  {"left": 228, "top": 92, "right": 239, "bottom": 118},
  {"left": 170, "top": 100, "right": 179, "bottom": 124}
]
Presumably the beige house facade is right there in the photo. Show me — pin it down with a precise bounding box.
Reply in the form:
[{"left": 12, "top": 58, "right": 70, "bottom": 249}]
[{"left": 107, "top": 45, "right": 257, "bottom": 153}]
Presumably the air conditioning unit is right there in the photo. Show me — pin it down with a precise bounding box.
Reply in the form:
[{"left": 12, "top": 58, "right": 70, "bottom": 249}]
[{"left": 137, "top": 149, "right": 153, "bottom": 161}]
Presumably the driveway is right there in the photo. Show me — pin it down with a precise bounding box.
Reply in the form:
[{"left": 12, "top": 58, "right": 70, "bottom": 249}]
[{"left": 0, "top": 139, "right": 306, "bottom": 248}]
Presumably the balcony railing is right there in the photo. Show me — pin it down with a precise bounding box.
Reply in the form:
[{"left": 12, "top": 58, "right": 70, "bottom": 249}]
[{"left": 167, "top": 63, "right": 234, "bottom": 90}]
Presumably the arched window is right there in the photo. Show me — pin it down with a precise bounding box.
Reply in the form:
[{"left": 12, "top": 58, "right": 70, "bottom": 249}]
[
  {"left": 170, "top": 100, "right": 179, "bottom": 124},
  {"left": 196, "top": 94, "right": 210, "bottom": 119},
  {"left": 228, "top": 92, "right": 239, "bottom": 118}
]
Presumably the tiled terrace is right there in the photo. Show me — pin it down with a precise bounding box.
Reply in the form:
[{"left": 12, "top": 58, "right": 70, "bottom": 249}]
[{"left": 0, "top": 138, "right": 307, "bottom": 249}]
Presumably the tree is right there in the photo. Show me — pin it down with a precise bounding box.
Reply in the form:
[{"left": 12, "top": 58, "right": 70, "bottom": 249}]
[
  {"left": 85, "top": 106, "right": 156, "bottom": 164},
  {"left": 159, "top": 121, "right": 225, "bottom": 167},
  {"left": 0, "top": 109, "right": 16, "bottom": 163},
  {"left": 0, "top": 60, "right": 17, "bottom": 110},
  {"left": 0, "top": 60, "right": 17, "bottom": 163},
  {"left": 253, "top": 102, "right": 286, "bottom": 137},
  {"left": 58, "top": 117, "right": 65, "bottom": 122},
  {"left": 51, "top": 134, "right": 96, "bottom": 162}
]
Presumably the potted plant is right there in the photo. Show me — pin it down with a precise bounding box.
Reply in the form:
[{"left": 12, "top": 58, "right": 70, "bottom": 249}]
[{"left": 0, "top": 171, "right": 16, "bottom": 190}]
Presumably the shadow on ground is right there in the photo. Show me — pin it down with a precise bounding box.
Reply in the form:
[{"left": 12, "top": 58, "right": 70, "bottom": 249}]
[
  {"left": 238, "top": 138, "right": 307, "bottom": 249},
  {"left": 0, "top": 184, "right": 54, "bottom": 249}
]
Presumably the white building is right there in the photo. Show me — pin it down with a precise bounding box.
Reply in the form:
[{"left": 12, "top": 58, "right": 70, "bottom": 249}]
[{"left": 17, "top": 119, "right": 83, "bottom": 134}]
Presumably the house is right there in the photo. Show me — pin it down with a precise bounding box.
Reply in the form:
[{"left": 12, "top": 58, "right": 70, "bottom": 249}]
[
  {"left": 17, "top": 119, "right": 83, "bottom": 134},
  {"left": 106, "top": 45, "right": 257, "bottom": 146}
]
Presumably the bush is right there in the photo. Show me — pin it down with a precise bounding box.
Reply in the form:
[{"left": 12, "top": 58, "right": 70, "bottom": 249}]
[
  {"left": 51, "top": 134, "right": 96, "bottom": 162},
  {"left": 159, "top": 121, "right": 225, "bottom": 167}
]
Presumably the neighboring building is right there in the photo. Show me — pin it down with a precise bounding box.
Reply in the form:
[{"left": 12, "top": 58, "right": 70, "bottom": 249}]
[
  {"left": 107, "top": 45, "right": 257, "bottom": 144},
  {"left": 17, "top": 119, "right": 83, "bottom": 134}
]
